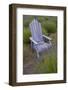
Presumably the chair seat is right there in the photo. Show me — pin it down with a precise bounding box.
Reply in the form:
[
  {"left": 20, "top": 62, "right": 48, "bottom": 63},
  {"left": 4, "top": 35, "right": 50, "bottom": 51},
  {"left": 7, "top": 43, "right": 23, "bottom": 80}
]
[{"left": 34, "top": 42, "right": 51, "bottom": 52}]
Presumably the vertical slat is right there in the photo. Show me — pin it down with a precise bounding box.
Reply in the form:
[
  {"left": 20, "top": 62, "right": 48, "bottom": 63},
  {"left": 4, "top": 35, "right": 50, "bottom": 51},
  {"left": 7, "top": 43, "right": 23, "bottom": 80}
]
[{"left": 29, "top": 19, "right": 43, "bottom": 42}]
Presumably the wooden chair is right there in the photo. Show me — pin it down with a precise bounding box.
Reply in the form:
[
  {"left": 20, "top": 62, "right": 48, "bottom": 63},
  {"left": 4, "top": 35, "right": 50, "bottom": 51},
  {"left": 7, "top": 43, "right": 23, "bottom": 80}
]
[{"left": 29, "top": 18, "right": 52, "bottom": 58}]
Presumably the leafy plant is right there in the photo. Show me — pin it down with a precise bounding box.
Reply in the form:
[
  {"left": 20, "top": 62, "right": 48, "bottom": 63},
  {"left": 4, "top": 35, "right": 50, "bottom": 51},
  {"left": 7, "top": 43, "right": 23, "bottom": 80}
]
[
  {"left": 23, "top": 28, "right": 31, "bottom": 44},
  {"left": 45, "top": 21, "right": 57, "bottom": 35},
  {"left": 42, "top": 28, "right": 48, "bottom": 36}
]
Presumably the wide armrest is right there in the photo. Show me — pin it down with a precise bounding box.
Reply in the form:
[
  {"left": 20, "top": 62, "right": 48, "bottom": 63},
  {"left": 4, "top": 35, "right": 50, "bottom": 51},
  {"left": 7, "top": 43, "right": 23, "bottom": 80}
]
[
  {"left": 29, "top": 37, "right": 38, "bottom": 44},
  {"left": 42, "top": 35, "right": 52, "bottom": 41}
]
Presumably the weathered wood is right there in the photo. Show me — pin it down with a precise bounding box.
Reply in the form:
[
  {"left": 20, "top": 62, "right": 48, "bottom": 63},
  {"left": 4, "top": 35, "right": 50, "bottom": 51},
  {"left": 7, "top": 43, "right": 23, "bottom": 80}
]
[{"left": 29, "top": 19, "right": 52, "bottom": 58}]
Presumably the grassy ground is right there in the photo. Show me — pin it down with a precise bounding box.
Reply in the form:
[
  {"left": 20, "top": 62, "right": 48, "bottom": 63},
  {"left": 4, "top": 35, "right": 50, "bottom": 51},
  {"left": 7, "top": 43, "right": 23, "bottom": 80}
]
[{"left": 23, "top": 33, "right": 57, "bottom": 74}]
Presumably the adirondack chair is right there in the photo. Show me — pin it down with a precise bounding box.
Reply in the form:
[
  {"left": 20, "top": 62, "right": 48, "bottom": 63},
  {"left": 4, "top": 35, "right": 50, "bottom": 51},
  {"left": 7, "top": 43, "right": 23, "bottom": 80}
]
[{"left": 29, "top": 18, "right": 52, "bottom": 58}]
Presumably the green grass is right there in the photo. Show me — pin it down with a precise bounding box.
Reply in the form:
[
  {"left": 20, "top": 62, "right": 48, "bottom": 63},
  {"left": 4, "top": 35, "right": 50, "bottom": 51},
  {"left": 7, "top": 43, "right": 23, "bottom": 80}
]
[
  {"left": 34, "top": 52, "right": 57, "bottom": 73},
  {"left": 23, "top": 42, "right": 57, "bottom": 74}
]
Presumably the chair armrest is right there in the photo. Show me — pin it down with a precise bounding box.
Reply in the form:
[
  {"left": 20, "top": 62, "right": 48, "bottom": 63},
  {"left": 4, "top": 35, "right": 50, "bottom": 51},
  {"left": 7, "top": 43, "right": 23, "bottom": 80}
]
[
  {"left": 29, "top": 37, "right": 38, "bottom": 44},
  {"left": 42, "top": 35, "right": 52, "bottom": 41}
]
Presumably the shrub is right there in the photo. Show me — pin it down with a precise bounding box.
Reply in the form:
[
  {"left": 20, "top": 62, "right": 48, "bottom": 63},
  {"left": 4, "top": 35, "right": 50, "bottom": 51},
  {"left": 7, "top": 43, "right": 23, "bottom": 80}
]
[
  {"left": 45, "top": 16, "right": 49, "bottom": 21},
  {"left": 23, "top": 20, "right": 30, "bottom": 27},
  {"left": 41, "top": 20, "right": 57, "bottom": 36},
  {"left": 38, "top": 16, "right": 44, "bottom": 23},
  {"left": 23, "top": 16, "right": 34, "bottom": 27},
  {"left": 42, "top": 28, "right": 48, "bottom": 36},
  {"left": 45, "top": 21, "right": 57, "bottom": 34},
  {"left": 23, "top": 28, "right": 31, "bottom": 44}
]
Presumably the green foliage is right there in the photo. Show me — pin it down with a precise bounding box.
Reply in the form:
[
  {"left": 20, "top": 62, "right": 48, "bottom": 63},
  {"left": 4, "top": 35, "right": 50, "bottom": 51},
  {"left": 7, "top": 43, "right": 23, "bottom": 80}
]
[
  {"left": 23, "top": 16, "right": 34, "bottom": 27},
  {"left": 23, "top": 20, "right": 29, "bottom": 27},
  {"left": 42, "top": 28, "right": 48, "bottom": 36},
  {"left": 23, "top": 28, "right": 31, "bottom": 44},
  {"left": 45, "top": 21, "right": 57, "bottom": 34},
  {"left": 38, "top": 16, "right": 44, "bottom": 22}
]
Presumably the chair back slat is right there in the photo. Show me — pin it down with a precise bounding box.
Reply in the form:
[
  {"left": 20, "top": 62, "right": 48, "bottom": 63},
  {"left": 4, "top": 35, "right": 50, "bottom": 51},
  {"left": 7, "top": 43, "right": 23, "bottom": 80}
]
[{"left": 29, "top": 19, "right": 43, "bottom": 42}]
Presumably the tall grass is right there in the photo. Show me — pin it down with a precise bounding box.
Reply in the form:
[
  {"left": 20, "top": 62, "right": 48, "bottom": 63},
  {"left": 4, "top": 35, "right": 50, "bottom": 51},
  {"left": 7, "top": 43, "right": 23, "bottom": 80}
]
[{"left": 34, "top": 52, "right": 57, "bottom": 73}]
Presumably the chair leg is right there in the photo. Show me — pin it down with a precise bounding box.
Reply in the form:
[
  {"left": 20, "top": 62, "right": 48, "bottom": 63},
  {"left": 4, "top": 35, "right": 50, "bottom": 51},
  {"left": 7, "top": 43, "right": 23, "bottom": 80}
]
[
  {"left": 37, "top": 51, "right": 39, "bottom": 58},
  {"left": 31, "top": 41, "right": 33, "bottom": 48}
]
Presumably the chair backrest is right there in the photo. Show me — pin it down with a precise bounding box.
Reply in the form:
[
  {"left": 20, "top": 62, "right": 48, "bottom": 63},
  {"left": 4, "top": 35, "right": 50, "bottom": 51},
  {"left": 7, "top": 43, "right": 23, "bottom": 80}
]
[{"left": 29, "top": 19, "right": 43, "bottom": 42}]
